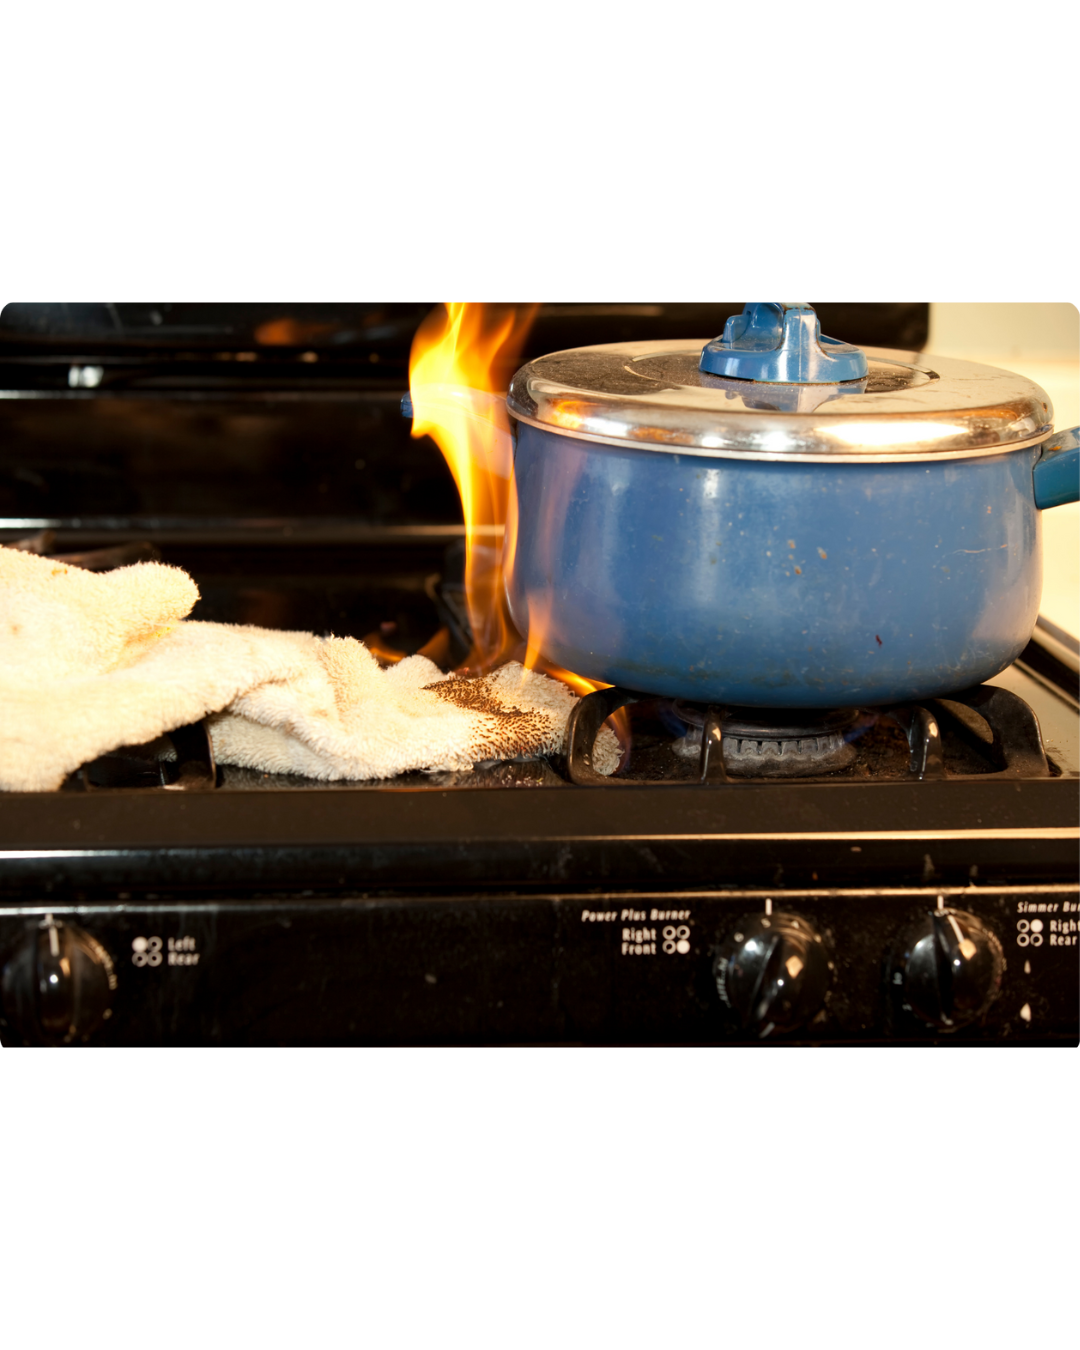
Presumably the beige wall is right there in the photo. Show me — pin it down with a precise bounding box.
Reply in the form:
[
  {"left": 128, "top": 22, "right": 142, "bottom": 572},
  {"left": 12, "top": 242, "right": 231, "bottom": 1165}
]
[{"left": 928, "top": 303, "right": 1078, "bottom": 363}]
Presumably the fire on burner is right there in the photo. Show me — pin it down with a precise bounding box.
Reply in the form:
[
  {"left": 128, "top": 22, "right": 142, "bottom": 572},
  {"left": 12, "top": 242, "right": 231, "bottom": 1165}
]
[
  {"left": 401, "top": 303, "right": 1059, "bottom": 789},
  {"left": 407, "top": 303, "right": 632, "bottom": 761}
]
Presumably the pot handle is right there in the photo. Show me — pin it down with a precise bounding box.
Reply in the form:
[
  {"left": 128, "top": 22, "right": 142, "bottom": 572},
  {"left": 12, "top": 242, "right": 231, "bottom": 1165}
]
[{"left": 1033, "top": 426, "right": 1080, "bottom": 509}]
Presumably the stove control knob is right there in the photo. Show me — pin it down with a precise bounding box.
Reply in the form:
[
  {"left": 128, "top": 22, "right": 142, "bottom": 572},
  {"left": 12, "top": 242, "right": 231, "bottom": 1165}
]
[
  {"left": 1, "top": 916, "right": 117, "bottom": 1045},
  {"left": 891, "top": 908, "right": 1005, "bottom": 1030},
  {"left": 714, "top": 912, "right": 830, "bottom": 1036}
]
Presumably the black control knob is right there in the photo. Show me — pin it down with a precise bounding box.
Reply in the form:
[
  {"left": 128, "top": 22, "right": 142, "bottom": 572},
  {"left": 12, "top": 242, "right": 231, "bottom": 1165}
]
[
  {"left": 1, "top": 915, "right": 117, "bottom": 1045},
  {"left": 714, "top": 912, "right": 830, "bottom": 1036},
  {"left": 891, "top": 908, "right": 1004, "bottom": 1030}
]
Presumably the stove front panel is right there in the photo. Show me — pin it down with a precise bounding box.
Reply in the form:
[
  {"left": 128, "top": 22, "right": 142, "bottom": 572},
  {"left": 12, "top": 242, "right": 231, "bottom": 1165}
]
[{"left": 1, "top": 886, "right": 1075, "bottom": 1046}]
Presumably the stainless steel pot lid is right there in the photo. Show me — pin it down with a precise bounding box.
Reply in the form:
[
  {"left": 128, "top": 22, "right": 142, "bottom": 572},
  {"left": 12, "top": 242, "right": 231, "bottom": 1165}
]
[{"left": 507, "top": 310, "right": 1055, "bottom": 463}]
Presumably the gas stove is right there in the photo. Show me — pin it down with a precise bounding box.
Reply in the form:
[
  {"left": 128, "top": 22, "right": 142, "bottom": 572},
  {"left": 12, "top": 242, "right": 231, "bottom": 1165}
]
[{"left": 1, "top": 303, "right": 1076, "bottom": 1046}]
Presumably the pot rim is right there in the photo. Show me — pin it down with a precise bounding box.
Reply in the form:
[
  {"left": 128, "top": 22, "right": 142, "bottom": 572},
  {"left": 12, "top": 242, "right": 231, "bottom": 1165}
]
[
  {"left": 507, "top": 343, "right": 1056, "bottom": 463},
  {"left": 507, "top": 409, "right": 1054, "bottom": 464}
]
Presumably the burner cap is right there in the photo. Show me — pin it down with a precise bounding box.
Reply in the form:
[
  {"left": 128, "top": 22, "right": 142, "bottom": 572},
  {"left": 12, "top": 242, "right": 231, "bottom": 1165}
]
[{"left": 671, "top": 704, "right": 860, "bottom": 778}]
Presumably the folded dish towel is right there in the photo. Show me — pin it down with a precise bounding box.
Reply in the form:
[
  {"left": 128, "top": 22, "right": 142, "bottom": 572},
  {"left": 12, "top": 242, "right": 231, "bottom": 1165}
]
[{"left": 0, "top": 548, "right": 619, "bottom": 792}]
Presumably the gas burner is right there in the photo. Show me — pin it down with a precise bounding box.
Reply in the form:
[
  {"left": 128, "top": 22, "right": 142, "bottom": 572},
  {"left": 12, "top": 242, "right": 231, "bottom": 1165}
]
[{"left": 671, "top": 704, "right": 859, "bottom": 778}]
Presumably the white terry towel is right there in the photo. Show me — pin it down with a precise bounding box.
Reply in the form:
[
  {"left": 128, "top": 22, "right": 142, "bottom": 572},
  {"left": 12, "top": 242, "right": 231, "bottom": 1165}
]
[{"left": 0, "top": 548, "right": 619, "bottom": 792}]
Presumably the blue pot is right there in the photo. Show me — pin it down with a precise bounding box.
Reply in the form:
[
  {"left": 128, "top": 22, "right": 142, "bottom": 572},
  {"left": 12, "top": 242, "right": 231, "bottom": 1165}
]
[{"left": 505, "top": 422, "right": 1076, "bottom": 708}]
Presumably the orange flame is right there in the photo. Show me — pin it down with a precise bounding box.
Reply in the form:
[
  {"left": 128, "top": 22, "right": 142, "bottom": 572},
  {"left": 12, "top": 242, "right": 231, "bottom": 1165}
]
[
  {"left": 409, "top": 303, "right": 536, "bottom": 670},
  {"left": 408, "top": 303, "right": 630, "bottom": 763}
]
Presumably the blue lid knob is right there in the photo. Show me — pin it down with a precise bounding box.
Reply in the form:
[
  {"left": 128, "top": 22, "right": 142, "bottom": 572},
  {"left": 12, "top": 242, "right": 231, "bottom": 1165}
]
[{"left": 699, "top": 302, "right": 868, "bottom": 384}]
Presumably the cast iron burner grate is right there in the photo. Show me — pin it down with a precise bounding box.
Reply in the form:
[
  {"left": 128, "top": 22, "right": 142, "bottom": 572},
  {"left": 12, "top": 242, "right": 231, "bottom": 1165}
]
[{"left": 565, "top": 684, "right": 1052, "bottom": 786}]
